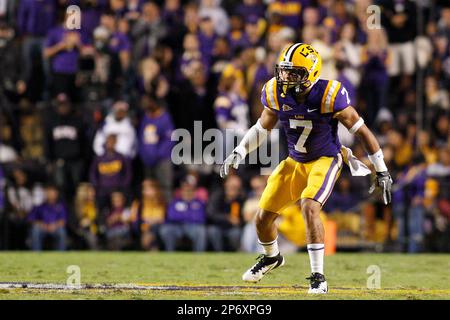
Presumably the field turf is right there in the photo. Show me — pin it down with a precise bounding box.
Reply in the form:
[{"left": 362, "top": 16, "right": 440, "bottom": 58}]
[{"left": 0, "top": 252, "right": 449, "bottom": 300}]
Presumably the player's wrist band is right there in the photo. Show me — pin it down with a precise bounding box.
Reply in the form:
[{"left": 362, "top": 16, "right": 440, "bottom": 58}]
[
  {"left": 368, "top": 149, "right": 388, "bottom": 172},
  {"left": 349, "top": 117, "right": 364, "bottom": 134}
]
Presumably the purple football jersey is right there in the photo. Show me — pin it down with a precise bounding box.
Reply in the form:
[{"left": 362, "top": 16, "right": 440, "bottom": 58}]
[{"left": 261, "top": 77, "right": 351, "bottom": 163}]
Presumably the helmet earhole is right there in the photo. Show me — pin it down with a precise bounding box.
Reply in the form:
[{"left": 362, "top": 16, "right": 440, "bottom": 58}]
[{"left": 314, "top": 71, "right": 318, "bottom": 77}]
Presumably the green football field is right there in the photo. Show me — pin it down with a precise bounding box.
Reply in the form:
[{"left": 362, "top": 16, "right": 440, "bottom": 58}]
[{"left": 0, "top": 252, "right": 449, "bottom": 300}]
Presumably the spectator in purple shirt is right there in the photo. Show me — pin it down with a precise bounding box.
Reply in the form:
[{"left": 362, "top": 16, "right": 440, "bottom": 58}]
[
  {"left": 244, "top": 15, "right": 265, "bottom": 48},
  {"left": 79, "top": 0, "right": 109, "bottom": 43},
  {"left": 107, "top": 22, "right": 131, "bottom": 59},
  {"left": 18, "top": 0, "right": 57, "bottom": 100},
  {"left": 393, "top": 160, "right": 428, "bottom": 253},
  {"left": 28, "top": 184, "right": 67, "bottom": 251},
  {"left": 89, "top": 134, "right": 132, "bottom": 214},
  {"left": 197, "top": 15, "right": 217, "bottom": 67},
  {"left": 138, "top": 94, "right": 175, "bottom": 202},
  {"left": 131, "top": 1, "right": 167, "bottom": 63},
  {"left": 177, "top": 33, "right": 205, "bottom": 84},
  {"left": 267, "top": 0, "right": 308, "bottom": 30},
  {"left": 162, "top": 0, "right": 184, "bottom": 31},
  {"left": 43, "top": 13, "right": 88, "bottom": 100},
  {"left": 234, "top": 0, "right": 265, "bottom": 23},
  {"left": 214, "top": 74, "right": 249, "bottom": 145},
  {"left": 228, "top": 14, "right": 248, "bottom": 51},
  {"left": 160, "top": 0, "right": 185, "bottom": 55},
  {"left": 17, "top": 0, "right": 56, "bottom": 44},
  {"left": 360, "top": 28, "right": 390, "bottom": 126},
  {"left": 323, "top": 0, "right": 351, "bottom": 43},
  {"left": 209, "top": 36, "right": 232, "bottom": 84},
  {"left": 159, "top": 175, "right": 207, "bottom": 252},
  {"left": 97, "top": 10, "right": 131, "bottom": 95}
]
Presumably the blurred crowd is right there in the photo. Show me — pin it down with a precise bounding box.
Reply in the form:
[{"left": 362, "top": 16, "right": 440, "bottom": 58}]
[{"left": 0, "top": 0, "right": 448, "bottom": 253}]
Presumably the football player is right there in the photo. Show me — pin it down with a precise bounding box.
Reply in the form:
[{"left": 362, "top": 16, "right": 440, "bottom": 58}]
[{"left": 220, "top": 43, "right": 393, "bottom": 294}]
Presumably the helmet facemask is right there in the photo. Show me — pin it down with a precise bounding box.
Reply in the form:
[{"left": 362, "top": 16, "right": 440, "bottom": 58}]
[{"left": 275, "top": 62, "right": 311, "bottom": 97}]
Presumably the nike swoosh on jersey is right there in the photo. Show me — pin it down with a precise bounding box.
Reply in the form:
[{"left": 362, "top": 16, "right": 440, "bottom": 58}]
[{"left": 307, "top": 108, "right": 318, "bottom": 112}]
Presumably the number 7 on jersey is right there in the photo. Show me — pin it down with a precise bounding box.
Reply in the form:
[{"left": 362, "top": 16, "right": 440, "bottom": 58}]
[{"left": 289, "top": 119, "right": 312, "bottom": 153}]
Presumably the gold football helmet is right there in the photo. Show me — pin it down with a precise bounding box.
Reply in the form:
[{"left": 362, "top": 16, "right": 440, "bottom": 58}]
[{"left": 275, "top": 43, "right": 322, "bottom": 96}]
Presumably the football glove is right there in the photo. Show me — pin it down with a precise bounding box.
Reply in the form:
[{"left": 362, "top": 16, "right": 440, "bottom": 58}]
[
  {"left": 369, "top": 171, "right": 393, "bottom": 205},
  {"left": 220, "top": 151, "right": 242, "bottom": 178}
]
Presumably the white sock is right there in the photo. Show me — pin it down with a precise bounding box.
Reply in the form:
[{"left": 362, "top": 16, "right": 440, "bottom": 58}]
[
  {"left": 258, "top": 237, "right": 279, "bottom": 257},
  {"left": 307, "top": 243, "right": 324, "bottom": 274}
]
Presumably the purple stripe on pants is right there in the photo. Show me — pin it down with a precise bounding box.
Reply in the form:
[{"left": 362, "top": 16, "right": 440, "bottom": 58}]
[
  {"left": 321, "top": 165, "right": 342, "bottom": 205},
  {"left": 313, "top": 157, "right": 337, "bottom": 202}
]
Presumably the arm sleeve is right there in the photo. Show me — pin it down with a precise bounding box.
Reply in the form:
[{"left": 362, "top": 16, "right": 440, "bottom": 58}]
[
  {"left": 230, "top": 79, "right": 274, "bottom": 158},
  {"left": 233, "top": 119, "right": 268, "bottom": 159}
]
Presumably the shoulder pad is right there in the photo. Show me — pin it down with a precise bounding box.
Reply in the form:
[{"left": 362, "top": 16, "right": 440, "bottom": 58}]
[
  {"left": 261, "top": 77, "right": 280, "bottom": 111},
  {"left": 320, "top": 80, "right": 342, "bottom": 113}
]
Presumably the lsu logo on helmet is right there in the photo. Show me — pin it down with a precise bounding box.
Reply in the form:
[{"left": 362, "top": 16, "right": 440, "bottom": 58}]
[{"left": 275, "top": 43, "right": 322, "bottom": 96}]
